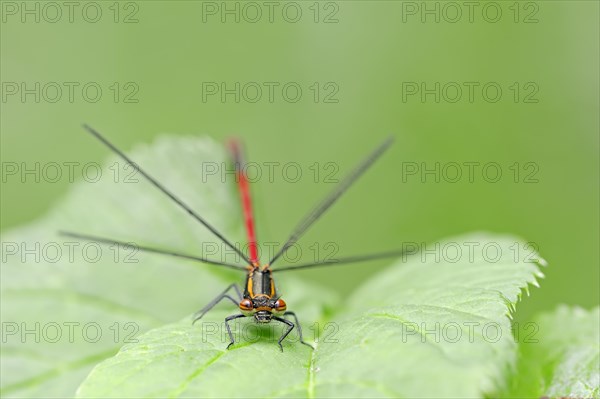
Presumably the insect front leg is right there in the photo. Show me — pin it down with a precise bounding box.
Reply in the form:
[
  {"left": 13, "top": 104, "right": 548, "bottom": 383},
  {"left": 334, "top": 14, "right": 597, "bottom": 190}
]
[
  {"left": 192, "top": 284, "right": 242, "bottom": 324},
  {"left": 272, "top": 316, "right": 295, "bottom": 352},
  {"left": 225, "top": 313, "right": 246, "bottom": 350},
  {"left": 283, "top": 311, "right": 314, "bottom": 349}
]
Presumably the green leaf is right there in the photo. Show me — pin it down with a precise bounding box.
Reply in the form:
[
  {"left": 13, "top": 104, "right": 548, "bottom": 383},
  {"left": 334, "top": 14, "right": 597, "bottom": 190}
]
[
  {"left": 504, "top": 305, "right": 599, "bottom": 398},
  {"left": 76, "top": 231, "right": 546, "bottom": 398},
  {"left": 1, "top": 136, "right": 316, "bottom": 397},
  {"left": 1, "top": 135, "right": 550, "bottom": 398}
]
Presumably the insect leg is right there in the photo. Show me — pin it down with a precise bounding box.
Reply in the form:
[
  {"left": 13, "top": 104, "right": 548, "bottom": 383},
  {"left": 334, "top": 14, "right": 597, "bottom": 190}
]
[
  {"left": 272, "top": 316, "right": 295, "bottom": 352},
  {"left": 225, "top": 313, "right": 246, "bottom": 350},
  {"left": 192, "top": 284, "right": 243, "bottom": 324},
  {"left": 283, "top": 311, "right": 314, "bottom": 349}
]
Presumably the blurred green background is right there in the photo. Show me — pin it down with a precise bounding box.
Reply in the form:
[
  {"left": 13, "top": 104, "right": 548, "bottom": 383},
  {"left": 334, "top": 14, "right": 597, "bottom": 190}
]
[{"left": 1, "top": 0, "right": 598, "bottom": 324}]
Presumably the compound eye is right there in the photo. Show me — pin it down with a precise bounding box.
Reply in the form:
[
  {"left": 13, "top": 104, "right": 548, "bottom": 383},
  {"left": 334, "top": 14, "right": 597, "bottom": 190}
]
[
  {"left": 274, "top": 298, "right": 287, "bottom": 312},
  {"left": 239, "top": 298, "right": 253, "bottom": 311}
]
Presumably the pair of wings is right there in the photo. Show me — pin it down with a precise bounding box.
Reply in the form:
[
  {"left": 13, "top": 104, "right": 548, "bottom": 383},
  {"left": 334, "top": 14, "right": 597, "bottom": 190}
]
[{"left": 61, "top": 126, "right": 404, "bottom": 272}]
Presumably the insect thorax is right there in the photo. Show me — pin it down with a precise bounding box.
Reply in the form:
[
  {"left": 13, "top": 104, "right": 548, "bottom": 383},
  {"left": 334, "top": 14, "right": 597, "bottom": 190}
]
[{"left": 245, "top": 268, "right": 275, "bottom": 298}]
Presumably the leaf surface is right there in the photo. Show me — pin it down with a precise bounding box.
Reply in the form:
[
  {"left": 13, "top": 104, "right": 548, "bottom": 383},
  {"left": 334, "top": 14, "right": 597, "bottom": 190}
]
[
  {"left": 76, "top": 230, "right": 546, "bottom": 398},
  {"left": 504, "top": 305, "right": 599, "bottom": 398},
  {"left": 0, "top": 135, "right": 298, "bottom": 397}
]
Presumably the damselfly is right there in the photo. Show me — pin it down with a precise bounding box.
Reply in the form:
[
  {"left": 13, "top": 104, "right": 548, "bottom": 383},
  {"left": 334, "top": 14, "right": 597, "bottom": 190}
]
[{"left": 62, "top": 126, "right": 403, "bottom": 351}]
